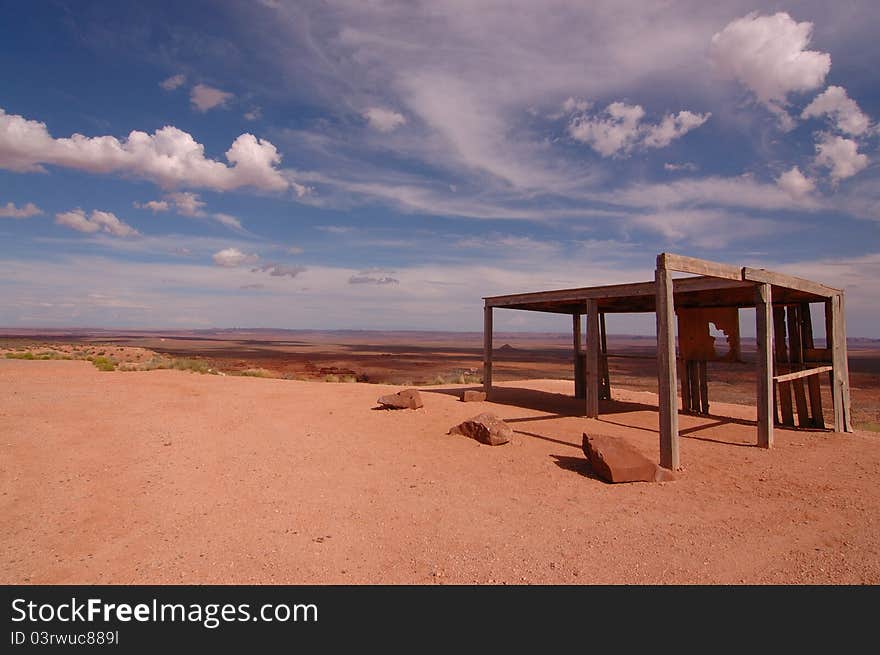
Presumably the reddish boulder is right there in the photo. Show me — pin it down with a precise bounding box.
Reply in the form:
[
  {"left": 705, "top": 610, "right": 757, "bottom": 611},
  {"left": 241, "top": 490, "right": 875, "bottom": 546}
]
[
  {"left": 461, "top": 390, "right": 487, "bottom": 402},
  {"left": 449, "top": 413, "right": 512, "bottom": 446},
  {"left": 377, "top": 389, "right": 424, "bottom": 410},
  {"left": 582, "top": 433, "right": 676, "bottom": 483}
]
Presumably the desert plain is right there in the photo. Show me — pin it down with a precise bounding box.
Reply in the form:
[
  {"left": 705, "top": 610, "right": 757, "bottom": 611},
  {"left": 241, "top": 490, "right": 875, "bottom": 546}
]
[{"left": 1, "top": 329, "right": 879, "bottom": 584}]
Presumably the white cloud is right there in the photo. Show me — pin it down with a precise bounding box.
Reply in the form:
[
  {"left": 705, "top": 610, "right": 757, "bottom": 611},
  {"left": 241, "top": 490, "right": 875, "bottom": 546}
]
[
  {"left": 348, "top": 274, "right": 399, "bottom": 285},
  {"left": 134, "top": 200, "right": 169, "bottom": 213},
  {"left": 190, "top": 84, "right": 234, "bottom": 112},
  {"left": 166, "top": 191, "right": 206, "bottom": 217},
  {"left": 0, "top": 201, "right": 42, "bottom": 218},
  {"left": 642, "top": 110, "right": 711, "bottom": 149},
  {"left": 0, "top": 107, "right": 289, "bottom": 192},
  {"left": 561, "top": 97, "right": 590, "bottom": 114},
  {"left": 710, "top": 12, "right": 830, "bottom": 126},
  {"left": 629, "top": 209, "right": 777, "bottom": 249},
  {"left": 212, "top": 247, "right": 259, "bottom": 267},
  {"left": 363, "top": 107, "right": 407, "bottom": 132},
  {"left": 776, "top": 166, "right": 816, "bottom": 200},
  {"left": 814, "top": 133, "right": 869, "bottom": 182},
  {"left": 287, "top": 245, "right": 304, "bottom": 255},
  {"left": 244, "top": 107, "right": 262, "bottom": 121},
  {"left": 212, "top": 212, "right": 244, "bottom": 231},
  {"left": 568, "top": 102, "right": 709, "bottom": 157},
  {"left": 663, "top": 162, "right": 698, "bottom": 172},
  {"left": 252, "top": 263, "right": 307, "bottom": 278},
  {"left": 802, "top": 86, "right": 872, "bottom": 136},
  {"left": 55, "top": 209, "right": 140, "bottom": 237},
  {"left": 160, "top": 74, "right": 186, "bottom": 91}
]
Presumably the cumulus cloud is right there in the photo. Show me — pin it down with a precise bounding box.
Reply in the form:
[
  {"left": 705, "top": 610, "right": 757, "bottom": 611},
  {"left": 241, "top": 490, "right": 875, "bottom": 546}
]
[
  {"left": 0, "top": 201, "right": 42, "bottom": 218},
  {"left": 166, "top": 191, "right": 206, "bottom": 217},
  {"left": 348, "top": 272, "right": 399, "bottom": 285},
  {"left": 160, "top": 74, "right": 186, "bottom": 91},
  {"left": 251, "top": 263, "right": 307, "bottom": 278},
  {"left": 776, "top": 166, "right": 816, "bottom": 200},
  {"left": 55, "top": 208, "right": 140, "bottom": 237},
  {"left": 710, "top": 12, "right": 830, "bottom": 127},
  {"left": 568, "top": 102, "right": 709, "bottom": 157},
  {"left": 212, "top": 247, "right": 259, "bottom": 267},
  {"left": 814, "top": 134, "right": 869, "bottom": 182},
  {"left": 642, "top": 111, "right": 711, "bottom": 148},
  {"left": 0, "top": 107, "right": 289, "bottom": 191},
  {"left": 363, "top": 107, "right": 407, "bottom": 132},
  {"left": 244, "top": 107, "right": 262, "bottom": 121},
  {"left": 134, "top": 199, "right": 169, "bottom": 212},
  {"left": 802, "top": 86, "right": 872, "bottom": 136},
  {"left": 190, "top": 84, "right": 234, "bottom": 112}
]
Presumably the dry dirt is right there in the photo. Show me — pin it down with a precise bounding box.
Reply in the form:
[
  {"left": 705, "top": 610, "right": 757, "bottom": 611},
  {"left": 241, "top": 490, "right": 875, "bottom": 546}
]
[{"left": 2, "top": 359, "right": 879, "bottom": 584}]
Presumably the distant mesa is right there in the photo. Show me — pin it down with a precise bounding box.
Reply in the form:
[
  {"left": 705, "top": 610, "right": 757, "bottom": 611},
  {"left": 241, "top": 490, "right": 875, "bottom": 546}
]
[{"left": 498, "top": 344, "right": 517, "bottom": 352}]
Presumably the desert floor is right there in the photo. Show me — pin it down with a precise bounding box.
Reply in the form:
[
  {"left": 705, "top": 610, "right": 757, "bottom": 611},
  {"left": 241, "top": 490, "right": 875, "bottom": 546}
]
[{"left": 2, "top": 359, "right": 879, "bottom": 584}]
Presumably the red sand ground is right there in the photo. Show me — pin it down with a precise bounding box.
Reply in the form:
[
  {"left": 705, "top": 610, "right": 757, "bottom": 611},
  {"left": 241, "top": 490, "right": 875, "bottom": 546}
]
[{"left": 2, "top": 359, "right": 879, "bottom": 584}]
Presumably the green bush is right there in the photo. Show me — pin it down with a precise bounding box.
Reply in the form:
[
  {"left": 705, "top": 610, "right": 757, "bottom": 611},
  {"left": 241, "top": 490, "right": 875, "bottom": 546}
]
[{"left": 90, "top": 356, "right": 116, "bottom": 372}]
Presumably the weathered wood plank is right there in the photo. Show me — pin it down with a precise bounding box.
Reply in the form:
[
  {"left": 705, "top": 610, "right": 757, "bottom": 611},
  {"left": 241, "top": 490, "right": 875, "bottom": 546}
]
[
  {"left": 585, "top": 299, "right": 600, "bottom": 418},
  {"left": 787, "top": 306, "right": 810, "bottom": 428},
  {"left": 573, "top": 313, "right": 584, "bottom": 399},
  {"left": 830, "top": 294, "right": 853, "bottom": 432},
  {"left": 773, "top": 306, "right": 794, "bottom": 426},
  {"left": 658, "top": 253, "right": 742, "bottom": 280},
  {"left": 699, "top": 359, "right": 709, "bottom": 415},
  {"left": 756, "top": 283, "right": 774, "bottom": 448},
  {"left": 656, "top": 266, "right": 679, "bottom": 469},
  {"left": 742, "top": 267, "right": 839, "bottom": 298},
  {"left": 800, "top": 303, "right": 824, "bottom": 429},
  {"left": 680, "top": 360, "right": 692, "bottom": 413},
  {"left": 773, "top": 366, "right": 833, "bottom": 383},
  {"left": 483, "top": 305, "right": 493, "bottom": 395},
  {"left": 599, "top": 312, "right": 611, "bottom": 400}
]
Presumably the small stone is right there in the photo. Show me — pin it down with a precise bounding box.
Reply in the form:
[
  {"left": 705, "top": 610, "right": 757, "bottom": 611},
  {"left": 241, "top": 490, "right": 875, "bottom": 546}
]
[
  {"left": 461, "top": 390, "right": 487, "bottom": 402},
  {"left": 449, "top": 413, "right": 512, "bottom": 446},
  {"left": 377, "top": 389, "right": 423, "bottom": 410},
  {"left": 582, "top": 433, "right": 676, "bottom": 483}
]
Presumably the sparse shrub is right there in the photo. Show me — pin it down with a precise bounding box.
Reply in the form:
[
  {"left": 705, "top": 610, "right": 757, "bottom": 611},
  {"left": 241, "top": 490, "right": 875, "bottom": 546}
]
[
  {"left": 5, "top": 351, "right": 36, "bottom": 360},
  {"left": 322, "top": 374, "right": 341, "bottom": 383},
  {"left": 340, "top": 374, "right": 357, "bottom": 383},
  {"left": 171, "top": 358, "right": 212, "bottom": 374},
  {"left": 240, "top": 368, "right": 273, "bottom": 378},
  {"left": 90, "top": 356, "right": 116, "bottom": 372}
]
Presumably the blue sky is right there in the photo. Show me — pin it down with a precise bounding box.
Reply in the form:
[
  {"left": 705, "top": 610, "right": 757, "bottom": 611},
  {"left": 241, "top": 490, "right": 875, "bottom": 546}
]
[{"left": 1, "top": 1, "right": 878, "bottom": 334}]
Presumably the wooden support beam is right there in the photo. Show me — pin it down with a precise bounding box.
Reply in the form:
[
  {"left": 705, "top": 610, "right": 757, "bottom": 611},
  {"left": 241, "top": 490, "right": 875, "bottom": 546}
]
[
  {"left": 585, "top": 299, "right": 600, "bottom": 418},
  {"left": 483, "top": 305, "right": 493, "bottom": 396},
  {"left": 658, "top": 253, "right": 742, "bottom": 280},
  {"left": 756, "top": 283, "right": 774, "bottom": 448},
  {"left": 699, "top": 360, "right": 709, "bottom": 415},
  {"left": 830, "top": 294, "right": 853, "bottom": 432},
  {"left": 573, "top": 313, "right": 584, "bottom": 399},
  {"left": 655, "top": 264, "right": 679, "bottom": 469},
  {"left": 773, "top": 306, "right": 794, "bottom": 426},
  {"left": 599, "top": 313, "right": 610, "bottom": 400},
  {"left": 742, "top": 268, "right": 839, "bottom": 298},
  {"left": 787, "top": 306, "right": 810, "bottom": 428},
  {"left": 800, "top": 303, "right": 824, "bottom": 429},
  {"left": 773, "top": 366, "right": 833, "bottom": 383}
]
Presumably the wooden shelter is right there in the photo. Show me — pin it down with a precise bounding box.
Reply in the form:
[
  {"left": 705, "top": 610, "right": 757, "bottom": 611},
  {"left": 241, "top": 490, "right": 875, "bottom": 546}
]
[{"left": 482, "top": 253, "right": 853, "bottom": 470}]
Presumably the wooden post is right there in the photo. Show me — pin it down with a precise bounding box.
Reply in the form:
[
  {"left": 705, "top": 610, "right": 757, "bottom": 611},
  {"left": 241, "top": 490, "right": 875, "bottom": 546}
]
[
  {"left": 585, "top": 299, "right": 600, "bottom": 418},
  {"left": 483, "top": 304, "right": 493, "bottom": 395},
  {"left": 573, "top": 313, "right": 584, "bottom": 399},
  {"left": 773, "top": 306, "right": 793, "bottom": 426},
  {"left": 699, "top": 360, "right": 709, "bottom": 415},
  {"left": 800, "top": 303, "right": 824, "bottom": 429},
  {"left": 787, "top": 306, "right": 810, "bottom": 427},
  {"left": 830, "top": 294, "right": 853, "bottom": 432},
  {"left": 655, "top": 261, "right": 679, "bottom": 470},
  {"left": 756, "top": 283, "right": 774, "bottom": 448},
  {"left": 599, "top": 313, "right": 610, "bottom": 400}
]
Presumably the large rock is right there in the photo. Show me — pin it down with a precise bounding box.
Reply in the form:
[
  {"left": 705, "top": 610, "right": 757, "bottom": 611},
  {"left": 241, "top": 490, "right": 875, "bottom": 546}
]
[
  {"left": 377, "top": 389, "right": 424, "bottom": 410},
  {"left": 582, "top": 433, "right": 675, "bottom": 483},
  {"left": 449, "top": 413, "right": 512, "bottom": 446},
  {"left": 461, "top": 390, "right": 487, "bottom": 402}
]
